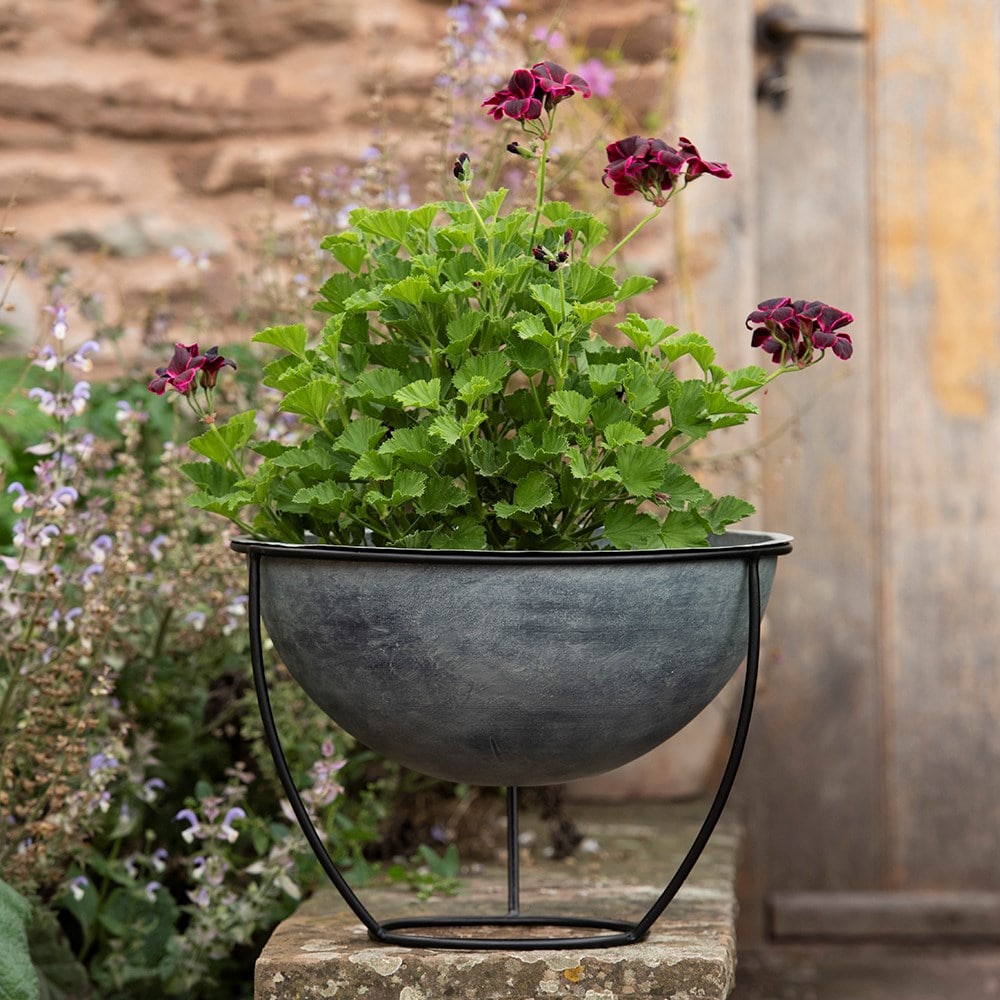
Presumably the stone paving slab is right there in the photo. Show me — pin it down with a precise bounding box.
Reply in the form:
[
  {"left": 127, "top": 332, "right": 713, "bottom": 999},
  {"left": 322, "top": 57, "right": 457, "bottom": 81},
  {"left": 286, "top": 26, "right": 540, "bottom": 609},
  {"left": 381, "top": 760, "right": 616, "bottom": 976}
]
[{"left": 255, "top": 801, "right": 739, "bottom": 1000}]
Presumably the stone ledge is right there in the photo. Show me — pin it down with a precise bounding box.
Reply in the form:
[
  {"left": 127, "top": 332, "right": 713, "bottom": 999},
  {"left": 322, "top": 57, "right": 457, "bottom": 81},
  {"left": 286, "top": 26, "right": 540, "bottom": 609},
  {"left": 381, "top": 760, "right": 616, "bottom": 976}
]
[{"left": 255, "top": 801, "right": 739, "bottom": 1000}]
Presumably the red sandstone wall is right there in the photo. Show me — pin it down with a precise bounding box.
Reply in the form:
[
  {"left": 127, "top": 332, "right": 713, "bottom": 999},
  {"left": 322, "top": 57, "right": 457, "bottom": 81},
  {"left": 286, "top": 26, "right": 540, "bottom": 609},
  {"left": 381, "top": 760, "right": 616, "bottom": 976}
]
[{"left": 0, "top": 0, "right": 681, "bottom": 366}]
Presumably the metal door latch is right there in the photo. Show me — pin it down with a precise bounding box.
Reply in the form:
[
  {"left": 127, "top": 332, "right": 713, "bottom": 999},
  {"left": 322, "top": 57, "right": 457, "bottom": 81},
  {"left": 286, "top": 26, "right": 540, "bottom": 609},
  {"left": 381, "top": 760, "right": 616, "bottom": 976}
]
[{"left": 755, "top": 3, "right": 867, "bottom": 110}]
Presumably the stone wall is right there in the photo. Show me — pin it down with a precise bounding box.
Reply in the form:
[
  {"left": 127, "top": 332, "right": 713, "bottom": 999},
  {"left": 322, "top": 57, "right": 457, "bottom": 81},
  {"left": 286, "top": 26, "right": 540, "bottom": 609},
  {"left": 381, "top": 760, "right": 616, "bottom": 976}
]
[{"left": 0, "top": 0, "right": 682, "bottom": 368}]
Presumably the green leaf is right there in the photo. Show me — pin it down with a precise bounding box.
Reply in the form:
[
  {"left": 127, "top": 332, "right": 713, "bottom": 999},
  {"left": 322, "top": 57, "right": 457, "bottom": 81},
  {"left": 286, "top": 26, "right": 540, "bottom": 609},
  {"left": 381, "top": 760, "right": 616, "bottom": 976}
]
[
  {"left": 494, "top": 470, "right": 553, "bottom": 516},
  {"left": 394, "top": 378, "right": 441, "bottom": 410},
  {"left": 728, "top": 365, "right": 769, "bottom": 392},
  {"left": 659, "top": 464, "right": 710, "bottom": 509},
  {"left": 335, "top": 415, "right": 386, "bottom": 456},
  {"left": 180, "top": 459, "right": 241, "bottom": 497},
  {"left": 623, "top": 367, "right": 664, "bottom": 414},
  {"left": 352, "top": 207, "right": 412, "bottom": 243},
  {"left": 704, "top": 495, "right": 757, "bottom": 533},
  {"left": 615, "top": 444, "right": 670, "bottom": 498},
  {"left": 549, "top": 389, "right": 591, "bottom": 425},
  {"left": 528, "top": 283, "right": 565, "bottom": 327},
  {"left": 416, "top": 477, "right": 469, "bottom": 515},
  {"left": 292, "top": 481, "right": 348, "bottom": 512},
  {"left": 445, "top": 311, "right": 485, "bottom": 357},
  {"left": 603, "top": 505, "right": 663, "bottom": 550},
  {"left": 513, "top": 312, "right": 554, "bottom": 348},
  {"left": 390, "top": 469, "right": 427, "bottom": 501},
  {"left": 602, "top": 420, "right": 646, "bottom": 447},
  {"left": 316, "top": 273, "right": 360, "bottom": 312},
  {"left": 0, "top": 878, "right": 39, "bottom": 1000},
  {"left": 351, "top": 451, "right": 394, "bottom": 480},
  {"left": 28, "top": 908, "right": 90, "bottom": 1000},
  {"left": 504, "top": 337, "right": 551, "bottom": 375},
  {"left": 659, "top": 511, "right": 713, "bottom": 548},
  {"left": 477, "top": 188, "right": 509, "bottom": 220},
  {"left": 569, "top": 262, "right": 618, "bottom": 304},
  {"left": 586, "top": 363, "right": 623, "bottom": 396},
  {"left": 668, "top": 380, "right": 713, "bottom": 439},
  {"left": 187, "top": 489, "right": 253, "bottom": 519},
  {"left": 188, "top": 410, "right": 256, "bottom": 465},
  {"left": 281, "top": 379, "right": 338, "bottom": 424},
  {"left": 252, "top": 323, "right": 308, "bottom": 359},
  {"left": 454, "top": 352, "right": 509, "bottom": 403},
  {"left": 433, "top": 517, "right": 487, "bottom": 550},
  {"left": 572, "top": 300, "right": 617, "bottom": 326},
  {"left": 350, "top": 368, "right": 407, "bottom": 402},
  {"left": 387, "top": 275, "right": 434, "bottom": 306},
  {"left": 616, "top": 274, "right": 658, "bottom": 301},
  {"left": 323, "top": 234, "right": 367, "bottom": 273},
  {"left": 616, "top": 314, "right": 678, "bottom": 350},
  {"left": 662, "top": 332, "right": 715, "bottom": 372},
  {"left": 378, "top": 425, "right": 436, "bottom": 466}
]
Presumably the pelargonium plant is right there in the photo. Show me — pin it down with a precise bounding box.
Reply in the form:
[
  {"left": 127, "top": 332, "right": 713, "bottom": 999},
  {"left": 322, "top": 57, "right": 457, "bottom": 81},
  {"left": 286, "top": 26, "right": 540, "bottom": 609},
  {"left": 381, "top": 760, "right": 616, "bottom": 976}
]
[{"left": 152, "top": 60, "right": 854, "bottom": 551}]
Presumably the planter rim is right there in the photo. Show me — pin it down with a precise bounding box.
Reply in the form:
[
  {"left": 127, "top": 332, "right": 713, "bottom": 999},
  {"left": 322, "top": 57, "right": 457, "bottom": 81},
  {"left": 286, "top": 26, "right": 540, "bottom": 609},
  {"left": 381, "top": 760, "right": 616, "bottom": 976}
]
[{"left": 231, "top": 529, "right": 792, "bottom": 566}]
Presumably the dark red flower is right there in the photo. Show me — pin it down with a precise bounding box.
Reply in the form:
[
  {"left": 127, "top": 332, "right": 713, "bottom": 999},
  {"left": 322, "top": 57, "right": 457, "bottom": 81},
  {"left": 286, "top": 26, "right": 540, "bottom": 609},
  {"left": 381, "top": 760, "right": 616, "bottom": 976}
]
[
  {"left": 677, "top": 137, "right": 733, "bottom": 180},
  {"left": 483, "top": 62, "right": 591, "bottom": 124},
  {"left": 148, "top": 342, "right": 235, "bottom": 395},
  {"left": 798, "top": 300, "right": 855, "bottom": 359},
  {"left": 148, "top": 342, "right": 205, "bottom": 395},
  {"left": 482, "top": 68, "right": 544, "bottom": 122},
  {"left": 603, "top": 135, "right": 730, "bottom": 205},
  {"left": 530, "top": 61, "right": 592, "bottom": 105},
  {"left": 198, "top": 345, "right": 238, "bottom": 388},
  {"left": 746, "top": 298, "right": 854, "bottom": 365}
]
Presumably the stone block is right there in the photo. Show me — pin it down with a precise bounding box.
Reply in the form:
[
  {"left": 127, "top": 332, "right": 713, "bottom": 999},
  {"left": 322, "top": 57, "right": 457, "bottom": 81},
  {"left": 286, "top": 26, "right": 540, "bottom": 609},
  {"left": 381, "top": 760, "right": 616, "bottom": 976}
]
[{"left": 255, "top": 802, "right": 739, "bottom": 1000}]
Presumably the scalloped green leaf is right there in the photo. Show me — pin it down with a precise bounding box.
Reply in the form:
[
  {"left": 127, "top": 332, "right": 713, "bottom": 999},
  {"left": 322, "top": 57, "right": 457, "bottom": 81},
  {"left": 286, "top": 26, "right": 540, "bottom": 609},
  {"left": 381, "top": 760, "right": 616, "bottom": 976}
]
[
  {"left": 252, "top": 324, "right": 308, "bottom": 359},
  {"left": 603, "top": 505, "right": 662, "bottom": 550},
  {"left": 394, "top": 377, "right": 441, "bottom": 410},
  {"left": 615, "top": 444, "right": 670, "bottom": 499},
  {"left": 549, "top": 389, "right": 591, "bottom": 425}
]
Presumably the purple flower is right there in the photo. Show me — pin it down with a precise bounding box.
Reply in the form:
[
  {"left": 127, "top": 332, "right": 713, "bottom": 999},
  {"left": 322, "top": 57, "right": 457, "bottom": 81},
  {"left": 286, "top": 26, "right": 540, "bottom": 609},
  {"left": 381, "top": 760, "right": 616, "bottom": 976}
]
[
  {"left": 219, "top": 807, "right": 246, "bottom": 843},
  {"left": 575, "top": 58, "right": 615, "bottom": 98},
  {"left": 175, "top": 807, "right": 202, "bottom": 843},
  {"left": 68, "top": 875, "right": 89, "bottom": 901}
]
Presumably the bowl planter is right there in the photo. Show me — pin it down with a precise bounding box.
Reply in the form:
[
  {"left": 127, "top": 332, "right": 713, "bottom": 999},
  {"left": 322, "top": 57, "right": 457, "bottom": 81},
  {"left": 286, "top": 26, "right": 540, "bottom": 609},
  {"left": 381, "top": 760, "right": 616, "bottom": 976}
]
[{"left": 233, "top": 529, "right": 792, "bottom": 949}]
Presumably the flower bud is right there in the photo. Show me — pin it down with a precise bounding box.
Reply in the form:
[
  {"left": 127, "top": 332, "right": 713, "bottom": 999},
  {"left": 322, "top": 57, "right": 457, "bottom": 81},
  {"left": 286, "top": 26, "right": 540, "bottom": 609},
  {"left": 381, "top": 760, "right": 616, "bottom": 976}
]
[{"left": 452, "top": 152, "right": 472, "bottom": 183}]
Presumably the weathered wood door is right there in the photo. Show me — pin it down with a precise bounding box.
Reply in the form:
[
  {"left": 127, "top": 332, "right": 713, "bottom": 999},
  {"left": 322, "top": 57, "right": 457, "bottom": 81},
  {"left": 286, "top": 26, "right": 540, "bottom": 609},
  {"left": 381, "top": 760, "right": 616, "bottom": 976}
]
[{"left": 719, "top": 0, "right": 1000, "bottom": 943}]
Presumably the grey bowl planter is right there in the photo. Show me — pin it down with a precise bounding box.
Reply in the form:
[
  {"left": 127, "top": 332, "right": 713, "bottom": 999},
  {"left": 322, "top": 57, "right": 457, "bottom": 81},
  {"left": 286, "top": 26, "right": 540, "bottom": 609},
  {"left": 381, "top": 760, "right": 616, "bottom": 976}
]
[{"left": 232, "top": 530, "right": 791, "bottom": 788}]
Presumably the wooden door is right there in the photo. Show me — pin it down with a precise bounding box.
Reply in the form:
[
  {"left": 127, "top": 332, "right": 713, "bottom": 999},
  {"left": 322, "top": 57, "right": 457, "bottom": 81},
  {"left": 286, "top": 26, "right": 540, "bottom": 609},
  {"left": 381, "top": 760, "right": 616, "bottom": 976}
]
[{"left": 735, "top": 0, "right": 1000, "bottom": 943}]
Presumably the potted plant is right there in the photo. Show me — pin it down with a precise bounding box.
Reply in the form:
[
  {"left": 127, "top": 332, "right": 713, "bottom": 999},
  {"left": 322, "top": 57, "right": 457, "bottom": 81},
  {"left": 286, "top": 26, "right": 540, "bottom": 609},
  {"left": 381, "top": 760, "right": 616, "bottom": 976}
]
[{"left": 149, "top": 60, "right": 853, "bottom": 946}]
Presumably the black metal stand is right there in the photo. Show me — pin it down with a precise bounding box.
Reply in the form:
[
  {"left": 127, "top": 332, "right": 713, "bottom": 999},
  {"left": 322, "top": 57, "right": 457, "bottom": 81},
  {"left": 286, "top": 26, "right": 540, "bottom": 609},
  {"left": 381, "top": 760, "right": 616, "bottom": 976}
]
[{"left": 247, "top": 551, "right": 763, "bottom": 950}]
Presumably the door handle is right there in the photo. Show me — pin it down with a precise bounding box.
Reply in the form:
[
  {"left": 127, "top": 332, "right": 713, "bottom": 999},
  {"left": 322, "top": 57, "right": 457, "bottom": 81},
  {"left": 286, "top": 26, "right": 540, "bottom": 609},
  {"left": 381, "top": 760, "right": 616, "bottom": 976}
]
[{"left": 755, "top": 4, "right": 867, "bottom": 109}]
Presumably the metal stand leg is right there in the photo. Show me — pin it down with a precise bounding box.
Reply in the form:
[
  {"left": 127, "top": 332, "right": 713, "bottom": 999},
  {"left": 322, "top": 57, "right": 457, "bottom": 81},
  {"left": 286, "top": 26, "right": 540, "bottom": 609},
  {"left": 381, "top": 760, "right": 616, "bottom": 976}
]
[{"left": 246, "top": 552, "right": 764, "bottom": 950}]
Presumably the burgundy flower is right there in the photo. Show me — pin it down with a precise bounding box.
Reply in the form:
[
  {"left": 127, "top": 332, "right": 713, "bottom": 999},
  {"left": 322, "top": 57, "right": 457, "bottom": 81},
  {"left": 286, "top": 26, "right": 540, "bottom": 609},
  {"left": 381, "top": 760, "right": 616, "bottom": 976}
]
[
  {"left": 746, "top": 298, "right": 854, "bottom": 365},
  {"left": 148, "top": 342, "right": 235, "bottom": 395},
  {"left": 483, "top": 62, "right": 591, "bottom": 123},
  {"left": 530, "top": 61, "right": 592, "bottom": 105},
  {"left": 677, "top": 137, "right": 733, "bottom": 180},
  {"left": 148, "top": 342, "right": 205, "bottom": 395},
  {"left": 603, "top": 135, "right": 730, "bottom": 205},
  {"left": 798, "top": 300, "right": 855, "bottom": 359},
  {"left": 482, "top": 68, "right": 544, "bottom": 122},
  {"left": 198, "top": 345, "right": 237, "bottom": 388}
]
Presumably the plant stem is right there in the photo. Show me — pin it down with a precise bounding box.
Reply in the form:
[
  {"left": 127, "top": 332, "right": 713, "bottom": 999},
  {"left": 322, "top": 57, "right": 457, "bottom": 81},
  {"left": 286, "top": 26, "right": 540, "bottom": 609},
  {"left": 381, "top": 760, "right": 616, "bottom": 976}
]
[{"left": 598, "top": 204, "right": 664, "bottom": 269}]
